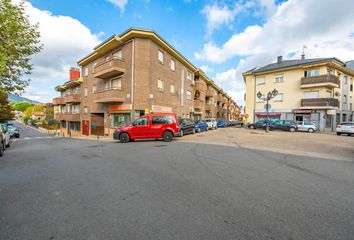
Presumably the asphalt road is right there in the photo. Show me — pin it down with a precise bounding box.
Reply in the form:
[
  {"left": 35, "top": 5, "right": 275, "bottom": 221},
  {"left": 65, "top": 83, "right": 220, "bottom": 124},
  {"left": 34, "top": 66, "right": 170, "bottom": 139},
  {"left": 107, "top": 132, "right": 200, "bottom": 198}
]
[{"left": 1, "top": 123, "right": 354, "bottom": 240}]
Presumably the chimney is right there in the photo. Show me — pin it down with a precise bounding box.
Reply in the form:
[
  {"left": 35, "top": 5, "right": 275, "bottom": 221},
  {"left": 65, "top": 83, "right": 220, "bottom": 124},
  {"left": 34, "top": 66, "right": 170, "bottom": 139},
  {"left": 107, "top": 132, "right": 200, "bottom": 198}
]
[
  {"left": 301, "top": 54, "right": 305, "bottom": 60},
  {"left": 70, "top": 67, "right": 80, "bottom": 81},
  {"left": 277, "top": 56, "right": 283, "bottom": 63}
]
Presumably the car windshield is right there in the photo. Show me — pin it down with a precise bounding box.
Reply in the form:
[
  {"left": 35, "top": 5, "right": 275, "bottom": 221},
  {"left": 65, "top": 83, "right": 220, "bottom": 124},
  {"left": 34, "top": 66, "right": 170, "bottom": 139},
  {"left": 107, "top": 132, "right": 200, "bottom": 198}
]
[{"left": 205, "top": 119, "right": 212, "bottom": 122}]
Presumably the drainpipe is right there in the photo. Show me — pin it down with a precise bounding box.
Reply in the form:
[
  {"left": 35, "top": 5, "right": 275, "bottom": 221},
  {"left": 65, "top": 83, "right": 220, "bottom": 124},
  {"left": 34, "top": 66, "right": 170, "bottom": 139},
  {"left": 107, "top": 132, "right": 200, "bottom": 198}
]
[
  {"left": 253, "top": 75, "right": 256, "bottom": 123},
  {"left": 131, "top": 39, "right": 135, "bottom": 120}
]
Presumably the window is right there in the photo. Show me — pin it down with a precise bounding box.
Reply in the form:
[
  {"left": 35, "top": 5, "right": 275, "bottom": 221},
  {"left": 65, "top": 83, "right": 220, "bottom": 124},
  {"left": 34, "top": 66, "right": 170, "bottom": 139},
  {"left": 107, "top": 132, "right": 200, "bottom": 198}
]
[
  {"left": 133, "top": 117, "right": 148, "bottom": 126},
  {"left": 61, "top": 91, "right": 65, "bottom": 98},
  {"left": 158, "top": 79, "right": 164, "bottom": 92},
  {"left": 170, "top": 59, "right": 175, "bottom": 71},
  {"left": 344, "top": 94, "right": 347, "bottom": 104},
  {"left": 256, "top": 77, "right": 265, "bottom": 85},
  {"left": 274, "top": 93, "right": 283, "bottom": 102},
  {"left": 113, "top": 50, "right": 122, "bottom": 59},
  {"left": 305, "top": 68, "right": 320, "bottom": 77},
  {"left": 158, "top": 50, "right": 164, "bottom": 63},
  {"left": 170, "top": 84, "right": 175, "bottom": 94},
  {"left": 344, "top": 75, "right": 348, "bottom": 84},
  {"left": 105, "top": 55, "right": 110, "bottom": 61},
  {"left": 84, "top": 106, "right": 88, "bottom": 113},
  {"left": 152, "top": 116, "right": 173, "bottom": 125},
  {"left": 187, "top": 71, "right": 192, "bottom": 81},
  {"left": 73, "top": 86, "right": 80, "bottom": 94},
  {"left": 92, "top": 85, "right": 96, "bottom": 93},
  {"left": 186, "top": 90, "right": 192, "bottom": 100},
  {"left": 92, "top": 62, "right": 96, "bottom": 73},
  {"left": 274, "top": 74, "right": 283, "bottom": 83},
  {"left": 111, "top": 78, "right": 122, "bottom": 89},
  {"left": 304, "top": 91, "right": 319, "bottom": 99},
  {"left": 84, "top": 88, "right": 88, "bottom": 97},
  {"left": 73, "top": 104, "right": 80, "bottom": 114},
  {"left": 84, "top": 67, "right": 88, "bottom": 77}
]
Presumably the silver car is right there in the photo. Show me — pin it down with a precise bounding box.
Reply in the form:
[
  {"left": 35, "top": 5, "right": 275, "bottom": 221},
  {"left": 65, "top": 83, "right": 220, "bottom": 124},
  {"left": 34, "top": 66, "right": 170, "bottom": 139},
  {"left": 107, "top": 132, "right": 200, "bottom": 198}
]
[
  {"left": 336, "top": 122, "right": 354, "bottom": 136},
  {"left": 297, "top": 121, "right": 317, "bottom": 133},
  {"left": 204, "top": 118, "right": 217, "bottom": 130}
]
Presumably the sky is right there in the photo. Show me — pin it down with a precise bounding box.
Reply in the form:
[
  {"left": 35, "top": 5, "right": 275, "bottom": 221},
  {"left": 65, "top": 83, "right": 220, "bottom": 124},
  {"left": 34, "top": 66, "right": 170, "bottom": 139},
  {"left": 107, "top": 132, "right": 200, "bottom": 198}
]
[{"left": 19, "top": 0, "right": 354, "bottom": 107}]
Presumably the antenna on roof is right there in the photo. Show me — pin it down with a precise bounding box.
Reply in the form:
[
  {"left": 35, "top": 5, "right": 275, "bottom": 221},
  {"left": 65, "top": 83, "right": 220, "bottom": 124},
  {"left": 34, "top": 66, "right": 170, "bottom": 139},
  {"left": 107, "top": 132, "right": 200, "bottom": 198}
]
[{"left": 301, "top": 45, "right": 307, "bottom": 60}]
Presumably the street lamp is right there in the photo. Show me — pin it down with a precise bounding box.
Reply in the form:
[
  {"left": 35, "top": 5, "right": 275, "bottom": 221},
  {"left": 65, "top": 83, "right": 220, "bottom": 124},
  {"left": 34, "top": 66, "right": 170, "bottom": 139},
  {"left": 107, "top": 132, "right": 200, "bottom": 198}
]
[{"left": 257, "top": 88, "right": 278, "bottom": 133}]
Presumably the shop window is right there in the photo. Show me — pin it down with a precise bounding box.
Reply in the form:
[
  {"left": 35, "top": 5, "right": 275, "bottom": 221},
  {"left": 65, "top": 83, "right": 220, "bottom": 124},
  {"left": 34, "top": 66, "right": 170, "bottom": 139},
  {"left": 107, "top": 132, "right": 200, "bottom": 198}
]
[{"left": 112, "top": 113, "right": 131, "bottom": 127}]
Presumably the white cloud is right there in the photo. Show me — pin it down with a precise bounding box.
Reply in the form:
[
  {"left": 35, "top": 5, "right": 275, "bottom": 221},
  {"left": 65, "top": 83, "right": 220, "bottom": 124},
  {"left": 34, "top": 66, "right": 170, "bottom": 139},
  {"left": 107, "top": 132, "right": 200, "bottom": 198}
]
[
  {"left": 201, "top": 3, "right": 239, "bottom": 36},
  {"left": 106, "top": 0, "right": 128, "bottom": 12},
  {"left": 200, "top": 65, "right": 214, "bottom": 73},
  {"left": 199, "top": 0, "right": 354, "bottom": 106},
  {"left": 20, "top": 1, "right": 101, "bottom": 103}
]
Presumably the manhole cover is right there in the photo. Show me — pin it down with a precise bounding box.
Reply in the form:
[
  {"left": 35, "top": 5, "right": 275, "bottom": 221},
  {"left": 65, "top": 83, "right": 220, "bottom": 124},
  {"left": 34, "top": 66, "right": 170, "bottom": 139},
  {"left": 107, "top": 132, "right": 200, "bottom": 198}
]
[{"left": 154, "top": 145, "right": 167, "bottom": 147}]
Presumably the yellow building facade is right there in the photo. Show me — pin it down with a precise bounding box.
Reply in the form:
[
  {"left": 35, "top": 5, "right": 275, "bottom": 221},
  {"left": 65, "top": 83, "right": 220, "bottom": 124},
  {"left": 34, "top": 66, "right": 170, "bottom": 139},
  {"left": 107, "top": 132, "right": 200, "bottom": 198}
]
[{"left": 243, "top": 56, "right": 354, "bottom": 131}]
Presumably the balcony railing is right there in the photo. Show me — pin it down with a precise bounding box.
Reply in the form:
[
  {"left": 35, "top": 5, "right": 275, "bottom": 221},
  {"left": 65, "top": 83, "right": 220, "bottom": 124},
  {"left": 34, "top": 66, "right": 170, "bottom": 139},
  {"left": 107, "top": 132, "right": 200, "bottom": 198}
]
[
  {"left": 55, "top": 112, "right": 80, "bottom": 121},
  {"left": 93, "top": 87, "right": 125, "bottom": 103},
  {"left": 301, "top": 75, "right": 340, "bottom": 88},
  {"left": 205, "top": 89, "right": 214, "bottom": 97},
  {"left": 53, "top": 97, "right": 65, "bottom": 105},
  {"left": 94, "top": 57, "right": 125, "bottom": 79},
  {"left": 65, "top": 93, "right": 81, "bottom": 103},
  {"left": 194, "top": 80, "right": 206, "bottom": 92},
  {"left": 205, "top": 103, "right": 213, "bottom": 111},
  {"left": 301, "top": 98, "right": 339, "bottom": 107},
  {"left": 194, "top": 100, "right": 204, "bottom": 109}
]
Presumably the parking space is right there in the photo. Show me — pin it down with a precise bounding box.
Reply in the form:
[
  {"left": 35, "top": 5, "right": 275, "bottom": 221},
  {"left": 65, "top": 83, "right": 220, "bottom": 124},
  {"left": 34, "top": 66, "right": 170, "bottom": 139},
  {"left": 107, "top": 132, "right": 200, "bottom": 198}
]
[{"left": 179, "top": 127, "right": 354, "bottom": 161}]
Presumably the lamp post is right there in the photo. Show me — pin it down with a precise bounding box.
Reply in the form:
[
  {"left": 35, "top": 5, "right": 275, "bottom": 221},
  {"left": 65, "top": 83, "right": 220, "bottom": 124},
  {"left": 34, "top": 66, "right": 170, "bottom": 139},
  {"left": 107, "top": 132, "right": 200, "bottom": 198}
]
[{"left": 256, "top": 88, "right": 278, "bottom": 133}]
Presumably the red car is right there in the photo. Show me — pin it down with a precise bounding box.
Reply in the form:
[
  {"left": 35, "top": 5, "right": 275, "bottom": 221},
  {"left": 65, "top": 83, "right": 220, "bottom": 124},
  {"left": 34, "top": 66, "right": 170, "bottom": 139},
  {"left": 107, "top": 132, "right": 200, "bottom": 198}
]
[{"left": 113, "top": 113, "right": 179, "bottom": 143}]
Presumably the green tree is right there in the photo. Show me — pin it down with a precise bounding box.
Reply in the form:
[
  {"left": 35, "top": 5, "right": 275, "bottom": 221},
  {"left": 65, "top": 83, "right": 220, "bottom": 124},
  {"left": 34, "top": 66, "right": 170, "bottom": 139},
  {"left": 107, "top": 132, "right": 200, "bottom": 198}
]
[
  {"left": 11, "top": 101, "right": 32, "bottom": 112},
  {"left": 0, "top": 0, "right": 42, "bottom": 92},
  {"left": 0, "top": 90, "right": 14, "bottom": 122}
]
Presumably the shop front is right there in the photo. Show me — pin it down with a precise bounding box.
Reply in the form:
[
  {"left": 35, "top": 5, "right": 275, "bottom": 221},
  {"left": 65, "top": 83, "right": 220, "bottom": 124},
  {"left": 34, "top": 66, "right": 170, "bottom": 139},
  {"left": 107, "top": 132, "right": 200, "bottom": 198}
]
[{"left": 107, "top": 104, "right": 132, "bottom": 136}]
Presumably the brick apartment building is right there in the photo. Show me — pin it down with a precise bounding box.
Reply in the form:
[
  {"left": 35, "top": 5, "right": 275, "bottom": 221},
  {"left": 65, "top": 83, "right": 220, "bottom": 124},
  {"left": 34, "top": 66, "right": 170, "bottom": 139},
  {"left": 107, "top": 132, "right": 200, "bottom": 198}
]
[{"left": 53, "top": 28, "right": 240, "bottom": 137}]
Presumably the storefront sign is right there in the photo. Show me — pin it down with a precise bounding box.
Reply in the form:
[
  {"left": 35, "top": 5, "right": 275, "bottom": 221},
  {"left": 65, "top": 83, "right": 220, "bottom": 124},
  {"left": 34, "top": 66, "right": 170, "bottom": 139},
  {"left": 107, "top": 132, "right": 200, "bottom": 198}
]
[
  {"left": 152, "top": 105, "right": 172, "bottom": 113},
  {"left": 111, "top": 104, "right": 132, "bottom": 111},
  {"left": 326, "top": 109, "right": 336, "bottom": 115},
  {"left": 293, "top": 109, "right": 312, "bottom": 114},
  {"left": 255, "top": 112, "right": 281, "bottom": 116}
]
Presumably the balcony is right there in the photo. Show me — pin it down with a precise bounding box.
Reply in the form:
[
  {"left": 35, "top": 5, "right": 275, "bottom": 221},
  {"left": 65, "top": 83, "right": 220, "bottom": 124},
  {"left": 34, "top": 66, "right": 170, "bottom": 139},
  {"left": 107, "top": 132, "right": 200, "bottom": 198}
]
[
  {"left": 194, "top": 100, "right": 204, "bottom": 109},
  {"left": 205, "top": 89, "right": 214, "bottom": 97},
  {"left": 94, "top": 58, "right": 125, "bottom": 79},
  {"left": 205, "top": 103, "right": 213, "bottom": 111},
  {"left": 217, "top": 95, "right": 223, "bottom": 102},
  {"left": 93, "top": 87, "right": 125, "bottom": 103},
  {"left": 194, "top": 80, "right": 206, "bottom": 92},
  {"left": 56, "top": 113, "right": 80, "bottom": 121},
  {"left": 301, "top": 75, "right": 340, "bottom": 88},
  {"left": 53, "top": 97, "right": 65, "bottom": 105},
  {"left": 301, "top": 98, "right": 339, "bottom": 108},
  {"left": 65, "top": 93, "right": 81, "bottom": 103}
]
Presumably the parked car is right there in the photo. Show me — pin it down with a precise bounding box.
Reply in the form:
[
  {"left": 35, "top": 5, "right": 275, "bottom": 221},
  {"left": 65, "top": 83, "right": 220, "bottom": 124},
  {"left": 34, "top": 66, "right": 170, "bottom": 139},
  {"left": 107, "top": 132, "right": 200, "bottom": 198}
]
[
  {"left": 205, "top": 118, "right": 217, "bottom": 130},
  {"left": 0, "top": 128, "right": 5, "bottom": 157},
  {"left": 217, "top": 120, "right": 227, "bottom": 128},
  {"left": 178, "top": 118, "right": 195, "bottom": 136},
  {"left": 194, "top": 120, "right": 208, "bottom": 133},
  {"left": 336, "top": 122, "right": 354, "bottom": 136},
  {"left": 113, "top": 113, "right": 179, "bottom": 143},
  {"left": 269, "top": 120, "right": 298, "bottom": 132},
  {"left": 0, "top": 124, "right": 11, "bottom": 148},
  {"left": 248, "top": 120, "right": 274, "bottom": 129},
  {"left": 297, "top": 121, "right": 317, "bottom": 133},
  {"left": 8, "top": 126, "right": 20, "bottom": 138}
]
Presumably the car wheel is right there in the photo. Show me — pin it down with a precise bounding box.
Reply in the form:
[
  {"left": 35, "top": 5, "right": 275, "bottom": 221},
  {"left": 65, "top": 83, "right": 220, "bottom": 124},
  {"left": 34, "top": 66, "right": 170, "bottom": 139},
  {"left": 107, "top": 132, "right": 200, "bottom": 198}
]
[
  {"left": 179, "top": 129, "right": 184, "bottom": 137},
  {"left": 336, "top": 132, "right": 341, "bottom": 136},
  {"left": 0, "top": 142, "right": 4, "bottom": 157},
  {"left": 250, "top": 125, "right": 255, "bottom": 129},
  {"left": 162, "top": 131, "right": 173, "bottom": 142},
  {"left": 119, "top": 133, "right": 130, "bottom": 143},
  {"left": 197, "top": 128, "right": 201, "bottom": 133},
  {"left": 289, "top": 127, "right": 295, "bottom": 132},
  {"left": 308, "top": 128, "right": 314, "bottom": 133}
]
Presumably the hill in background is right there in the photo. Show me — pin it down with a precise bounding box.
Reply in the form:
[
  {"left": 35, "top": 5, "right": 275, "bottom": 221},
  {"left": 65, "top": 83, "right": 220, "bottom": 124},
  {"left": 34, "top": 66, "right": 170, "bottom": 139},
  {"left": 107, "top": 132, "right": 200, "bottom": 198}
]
[{"left": 8, "top": 93, "right": 41, "bottom": 104}]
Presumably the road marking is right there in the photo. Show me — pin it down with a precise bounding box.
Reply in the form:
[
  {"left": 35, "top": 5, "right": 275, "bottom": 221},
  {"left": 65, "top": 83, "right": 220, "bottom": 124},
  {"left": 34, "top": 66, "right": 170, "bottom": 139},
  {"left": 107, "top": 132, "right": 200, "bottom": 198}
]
[
  {"left": 20, "top": 136, "right": 55, "bottom": 140},
  {"left": 23, "top": 137, "right": 31, "bottom": 140}
]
